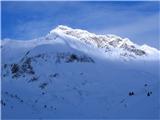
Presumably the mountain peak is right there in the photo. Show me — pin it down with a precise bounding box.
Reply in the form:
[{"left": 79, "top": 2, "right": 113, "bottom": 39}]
[
  {"left": 56, "top": 25, "right": 72, "bottom": 30},
  {"left": 50, "top": 25, "right": 93, "bottom": 36},
  {"left": 50, "top": 25, "right": 75, "bottom": 33}
]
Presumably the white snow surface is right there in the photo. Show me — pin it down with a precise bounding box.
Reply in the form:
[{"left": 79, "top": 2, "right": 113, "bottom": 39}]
[{"left": 1, "top": 25, "right": 160, "bottom": 119}]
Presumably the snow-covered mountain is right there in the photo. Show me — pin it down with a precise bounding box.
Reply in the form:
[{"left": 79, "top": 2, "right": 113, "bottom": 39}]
[{"left": 1, "top": 25, "right": 160, "bottom": 119}]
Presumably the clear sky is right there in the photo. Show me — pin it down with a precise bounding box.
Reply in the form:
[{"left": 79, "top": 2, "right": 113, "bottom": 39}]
[{"left": 1, "top": 1, "right": 160, "bottom": 49}]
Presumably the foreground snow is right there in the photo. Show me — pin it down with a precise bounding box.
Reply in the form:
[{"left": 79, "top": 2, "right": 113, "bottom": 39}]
[{"left": 1, "top": 25, "right": 160, "bottom": 119}]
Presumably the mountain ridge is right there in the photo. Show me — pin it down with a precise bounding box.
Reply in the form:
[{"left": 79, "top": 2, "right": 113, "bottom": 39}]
[{"left": 49, "top": 25, "right": 159, "bottom": 60}]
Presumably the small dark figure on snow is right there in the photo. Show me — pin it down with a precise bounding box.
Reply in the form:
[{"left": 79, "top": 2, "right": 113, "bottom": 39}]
[
  {"left": 44, "top": 105, "right": 47, "bottom": 108},
  {"left": 144, "top": 84, "right": 148, "bottom": 87},
  {"left": 129, "top": 92, "right": 134, "bottom": 96},
  {"left": 147, "top": 91, "right": 152, "bottom": 96}
]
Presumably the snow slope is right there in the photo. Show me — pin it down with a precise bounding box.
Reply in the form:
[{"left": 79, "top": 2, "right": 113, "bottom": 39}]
[{"left": 1, "top": 25, "right": 160, "bottom": 119}]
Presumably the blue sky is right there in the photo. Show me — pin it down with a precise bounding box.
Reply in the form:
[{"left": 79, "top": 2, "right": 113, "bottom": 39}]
[{"left": 1, "top": 1, "right": 160, "bottom": 49}]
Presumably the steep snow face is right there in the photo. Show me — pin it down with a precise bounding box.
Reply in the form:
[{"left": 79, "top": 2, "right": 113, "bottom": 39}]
[
  {"left": 50, "top": 25, "right": 160, "bottom": 60},
  {"left": 1, "top": 25, "right": 160, "bottom": 119}
]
